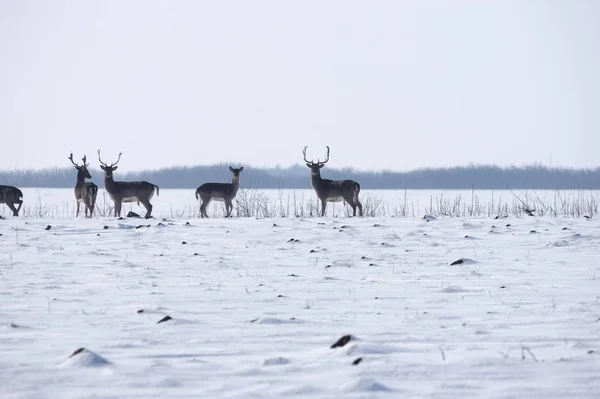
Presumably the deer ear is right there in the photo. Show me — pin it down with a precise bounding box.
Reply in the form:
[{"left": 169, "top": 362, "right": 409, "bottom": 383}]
[
  {"left": 305, "top": 163, "right": 312, "bottom": 168},
  {"left": 100, "top": 165, "right": 106, "bottom": 171},
  {"left": 229, "top": 166, "right": 234, "bottom": 172},
  {"left": 113, "top": 166, "right": 118, "bottom": 171},
  {"left": 319, "top": 164, "right": 325, "bottom": 169},
  {"left": 239, "top": 166, "right": 243, "bottom": 171}
]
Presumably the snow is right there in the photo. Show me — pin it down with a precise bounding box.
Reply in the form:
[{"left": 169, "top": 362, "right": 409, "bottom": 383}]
[{"left": 1, "top": 193, "right": 600, "bottom": 397}]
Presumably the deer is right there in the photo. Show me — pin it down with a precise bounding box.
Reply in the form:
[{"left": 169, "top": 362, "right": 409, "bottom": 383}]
[
  {"left": 0, "top": 185, "right": 23, "bottom": 217},
  {"left": 97, "top": 150, "right": 160, "bottom": 219},
  {"left": 303, "top": 146, "right": 363, "bottom": 217},
  {"left": 195, "top": 166, "right": 244, "bottom": 218},
  {"left": 68, "top": 153, "right": 98, "bottom": 218}
]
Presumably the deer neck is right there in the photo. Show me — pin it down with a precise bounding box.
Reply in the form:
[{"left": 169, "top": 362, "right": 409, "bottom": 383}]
[
  {"left": 231, "top": 175, "right": 240, "bottom": 193},
  {"left": 104, "top": 174, "right": 116, "bottom": 189},
  {"left": 76, "top": 171, "right": 86, "bottom": 184},
  {"left": 310, "top": 170, "right": 324, "bottom": 188}
]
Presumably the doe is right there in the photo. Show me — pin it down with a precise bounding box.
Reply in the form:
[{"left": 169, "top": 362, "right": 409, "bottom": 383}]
[{"left": 195, "top": 166, "right": 244, "bottom": 218}]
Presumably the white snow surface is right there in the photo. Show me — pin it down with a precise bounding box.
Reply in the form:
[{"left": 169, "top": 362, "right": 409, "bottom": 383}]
[{"left": 1, "top": 214, "right": 599, "bottom": 398}]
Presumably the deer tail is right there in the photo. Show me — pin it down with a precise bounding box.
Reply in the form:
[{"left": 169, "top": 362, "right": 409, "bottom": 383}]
[{"left": 154, "top": 185, "right": 160, "bottom": 197}]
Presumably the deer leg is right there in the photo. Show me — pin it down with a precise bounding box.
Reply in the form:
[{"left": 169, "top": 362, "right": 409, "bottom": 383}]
[
  {"left": 76, "top": 202, "right": 81, "bottom": 217},
  {"left": 140, "top": 200, "right": 153, "bottom": 219},
  {"left": 321, "top": 199, "right": 327, "bottom": 217},
  {"left": 7, "top": 203, "right": 18, "bottom": 217},
  {"left": 356, "top": 199, "right": 363, "bottom": 217},
  {"left": 16, "top": 200, "right": 22, "bottom": 216},
  {"left": 200, "top": 198, "right": 211, "bottom": 218},
  {"left": 90, "top": 194, "right": 96, "bottom": 218},
  {"left": 114, "top": 201, "right": 121, "bottom": 217},
  {"left": 349, "top": 202, "right": 357, "bottom": 217},
  {"left": 225, "top": 200, "right": 232, "bottom": 218}
]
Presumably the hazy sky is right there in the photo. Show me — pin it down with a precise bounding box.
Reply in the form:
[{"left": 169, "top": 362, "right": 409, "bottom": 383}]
[{"left": 1, "top": 1, "right": 599, "bottom": 172}]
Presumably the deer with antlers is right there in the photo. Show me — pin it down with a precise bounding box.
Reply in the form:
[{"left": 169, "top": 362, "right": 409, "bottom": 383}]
[
  {"left": 97, "top": 150, "right": 160, "bottom": 219},
  {"left": 195, "top": 166, "right": 244, "bottom": 218},
  {"left": 303, "top": 146, "right": 363, "bottom": 217},
  {"left": 0, "top": 185, "right": 23, "bottom": 217},
  {"left": 68, "top": 153, "right": 98, "bottom": 218}
]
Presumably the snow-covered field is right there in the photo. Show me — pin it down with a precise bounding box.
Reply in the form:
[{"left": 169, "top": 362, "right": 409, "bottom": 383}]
[{"left": 1, "top": 204, "right": 599, "bottom": 397}]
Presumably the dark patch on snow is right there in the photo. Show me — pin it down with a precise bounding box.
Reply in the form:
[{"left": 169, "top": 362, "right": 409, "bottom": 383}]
[
  {"left": 137, "top": 309, "right": 144, "bottom": 313},
  {"left": 331, "top": 334, "right": 352, "bottom": 349},
  {"left": 45, "top": 225, "right": 51, "bottom": 231},
  {"left": 450, "top": 259, "right": 464, "bottom": 265},
  {"left": 127, "top": 211, "right": 141, "bottom": 218},
  {"left": 157, "top": 315, "right": 172, "bottom": 324},
  {"left": 352, "top": 357, "right": 363, "bottom": 365},
  {"left": 69, "top": 348, "right": 86, "bottom": 358}
]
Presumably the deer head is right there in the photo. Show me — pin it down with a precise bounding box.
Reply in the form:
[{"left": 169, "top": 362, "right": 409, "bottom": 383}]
[
  {"left": 228, "top": 166, "right": 244, "bottom": 177},
  {"left": 68, "top": 153, "right": 92, "bottom": 179},
  {"left": 303, "top": 146, "right": 330, "bottom": 175},
  {"left": 97, "top": 149, "right": 122, "bottom": 178}
]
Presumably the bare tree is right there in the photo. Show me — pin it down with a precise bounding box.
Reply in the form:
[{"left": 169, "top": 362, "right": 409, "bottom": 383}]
[
  {"left": 97, "top": 150, "right": 159, "bottom": 219},
  {"left": 68, "top": 153, "right": 98, "bottom": 218},
  {"left": 0, "top": 185, "right": 23, "bottom": 216},
  {"left": 195, "top": 166, "right": 243, "bottom": 218},
  {"left": 303, "top": 146, "right": 363, "bottom": 217}
]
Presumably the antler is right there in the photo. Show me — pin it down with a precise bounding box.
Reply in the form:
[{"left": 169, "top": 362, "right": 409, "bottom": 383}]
[
  {"left": 97, "top": 149, "right": 108, "bottom": 167},
  {"left": 322, "top": 146, "right": 330, "bottom": 164},
  {"left": 68, "top": 153, "right": 80, "bottom": 167},
  {"left": 303, "top": 146, "right": 330, "bottom": 165},
  {"left": 81, "top": 155, "right": 88, "bottom": 167},
  {"left": 113, "top": 151, "right": 123, "bottom": 166},
  {"left": 303, "top": 146, "right": 313, "bottom": 164},
  {"left": 97, "top": 150, "right": 123, "bottom": 167}
]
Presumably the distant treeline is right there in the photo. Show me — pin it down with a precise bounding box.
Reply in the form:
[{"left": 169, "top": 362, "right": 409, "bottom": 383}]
[{"left": 1, "top": 164, "right": 599, "bottom": 190}]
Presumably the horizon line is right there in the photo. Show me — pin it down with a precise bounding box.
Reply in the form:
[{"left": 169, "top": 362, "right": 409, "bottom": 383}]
[{"left": 2, "top": 161, "right": 600, "bottom": 174}]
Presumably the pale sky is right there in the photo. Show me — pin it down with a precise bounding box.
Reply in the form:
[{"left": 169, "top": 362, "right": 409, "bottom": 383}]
[{"left": 1, "top": 1, "right": 598, "bottom": 172}]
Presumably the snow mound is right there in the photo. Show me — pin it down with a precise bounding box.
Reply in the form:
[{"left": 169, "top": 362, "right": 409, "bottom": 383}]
[
  {"left": 439, "top": 286, "right": 470, "bottom": 293},
  {"left": 253, "top": 317, "right": 300, "bottom": 325},
  {"left": 547, "top": 240, "right": 569, "bottom": 248},
  {"left": 60, "top": 348, "right": 112, "bottom": 368},
  {"left": 261, "top": 356, "right": 291, "bottom": 366},
  {"left": 340, "top": 378, "right": 392, "bottom": 392}
]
